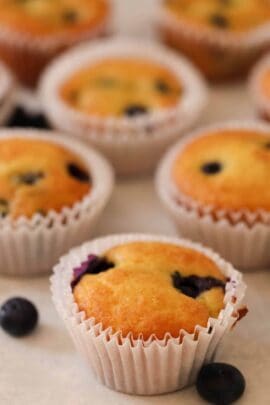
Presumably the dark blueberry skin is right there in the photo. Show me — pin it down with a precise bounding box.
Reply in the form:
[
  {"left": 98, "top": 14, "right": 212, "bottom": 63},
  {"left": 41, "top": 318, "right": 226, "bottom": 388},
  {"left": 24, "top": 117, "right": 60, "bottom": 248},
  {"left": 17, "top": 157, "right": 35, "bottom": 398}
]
[
  {"left": 67, "top": 163, "right": 90, "bottom": 183},
  {"left": 209, "top": 13, "right": 229, "bottom": 28},
  {"left": 201, "top": 161, "right": 223, "bottom": 175},
  {"left": 0, "top": 297, "right": 38, "bottom": 337},
  {"left": 171, "top": 271, "right": 225, "bottom": 298},
  {"left": 123, "top": 105, "right": 149, "bottom": 117},
  {"left": 71, "top": 255, "right": 114, "bottom": 289},
  {"left": 15, "top": 171, "right": 44, "bottom": 186},
  {"left": 196, "top": 363, "right": 246, "bottom": 405},
  {"left": 7, "top": 107, "right": 50, "bottom": 129}
]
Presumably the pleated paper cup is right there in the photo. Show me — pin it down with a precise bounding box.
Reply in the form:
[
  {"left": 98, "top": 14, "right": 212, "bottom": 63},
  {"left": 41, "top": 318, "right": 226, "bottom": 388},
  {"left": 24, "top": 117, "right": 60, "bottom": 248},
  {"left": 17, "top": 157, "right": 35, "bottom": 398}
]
[
  {"left": 0, "top": 2, "right": 111, "bottom": 88},
  {"left": 0, "top": 61, "right": 15, "bottom": 125},
  {"left": 39, "top": 37, "right": 208, "bottom": 175},
  {"left": 51, "top": 233, "right": 246, "bottom": 395},
  {"left": 0, "top": 129, "right": 114, "bottom": 277},
  {"left": 156, "top": 121, "right": 270, "bottom": 270},
  {"left": 157, "top": 3, "right": 270, "bottom": 81},
  {"left": 250, "top": 53, "right": 270, "bottom": 121}
]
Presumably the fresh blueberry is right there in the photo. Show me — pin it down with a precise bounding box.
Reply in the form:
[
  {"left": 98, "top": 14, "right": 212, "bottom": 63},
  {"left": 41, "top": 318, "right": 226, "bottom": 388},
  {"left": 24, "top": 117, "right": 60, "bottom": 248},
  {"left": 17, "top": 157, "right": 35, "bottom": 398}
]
[
  {"left": 196, "top": 363, "right": 246, "bottom": 405},
  {"left": 123, "top": 104, "right": 149, "bottom": 117},
  {"left": 7, "top": 106, "right": 50, "bottom": 129},
  {"left": 15, "top": 171, "right": 44, "bottom": 186},
  {"left": 67, "top": 163, "right": 90, "bottom": 183},
  {"left": 209, "top": 13, "right": 229, "bottom": 28},
  {"left": 171, "top": 271, "right": 225, "bottom": 298},
  {"left": 201, "top": 161, "right": 223, "bottom": 175},
  {"left": 0, "top": 297, "right": 38, "bottom": 337}
]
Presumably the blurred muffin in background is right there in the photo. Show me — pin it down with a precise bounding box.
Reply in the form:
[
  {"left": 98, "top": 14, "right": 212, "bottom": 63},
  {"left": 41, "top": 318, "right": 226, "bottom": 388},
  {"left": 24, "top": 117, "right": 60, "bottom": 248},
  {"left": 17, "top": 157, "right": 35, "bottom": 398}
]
[
  {"left": 0, "top": 0, "right": 111, "bottom": 87},
  {"left": 250, "top": 53, "right": 270, "bottom": 121},
  {"left": 157, "top": 0, "right": 270, "bottom": 81},
  {"left": 39, "top": 38, "right": 207, "bottom": 175}
]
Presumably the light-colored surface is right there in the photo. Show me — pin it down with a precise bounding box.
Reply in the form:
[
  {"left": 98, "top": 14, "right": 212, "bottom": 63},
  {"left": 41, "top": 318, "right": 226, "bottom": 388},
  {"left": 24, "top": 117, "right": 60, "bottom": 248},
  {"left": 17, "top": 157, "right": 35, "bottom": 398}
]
[{"left": 0, "top": 1, "right": 269, "bottom": 404}]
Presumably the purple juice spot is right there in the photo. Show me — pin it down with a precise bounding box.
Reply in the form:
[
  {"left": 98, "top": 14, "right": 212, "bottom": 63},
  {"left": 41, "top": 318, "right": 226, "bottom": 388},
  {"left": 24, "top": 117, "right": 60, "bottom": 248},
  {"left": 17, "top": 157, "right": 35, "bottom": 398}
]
[{"left": 71, "top": 254, "right": 114, "bottom": 289}]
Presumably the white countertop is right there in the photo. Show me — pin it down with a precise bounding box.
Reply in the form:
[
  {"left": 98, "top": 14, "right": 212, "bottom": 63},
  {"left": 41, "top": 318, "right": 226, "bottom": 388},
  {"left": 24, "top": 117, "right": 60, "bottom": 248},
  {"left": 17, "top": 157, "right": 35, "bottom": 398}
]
[{"left": 1, "top": 1, "right": 270, "bottom": 404}]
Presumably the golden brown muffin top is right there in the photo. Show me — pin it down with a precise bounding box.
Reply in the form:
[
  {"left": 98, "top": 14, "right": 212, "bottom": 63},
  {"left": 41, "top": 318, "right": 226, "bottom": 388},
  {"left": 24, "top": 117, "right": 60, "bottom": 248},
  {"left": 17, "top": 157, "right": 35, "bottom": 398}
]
[
  {"left": 172, "top": 128, "right": 270, "bottom": 212},
  {"left": 60, "top": 57, "right": 182, "bottom": 118},
  {"left": 0, "top": 0, "right": 109, "bottom": 37},
  {"left": 164, "top": 0, "right": 270, "bottom": 32},
  {"left": 73, "top": 242, "right": 226, "bottom": 339},
  {"left": 0, "top": 138, "right": 91, "bottom": 220}
]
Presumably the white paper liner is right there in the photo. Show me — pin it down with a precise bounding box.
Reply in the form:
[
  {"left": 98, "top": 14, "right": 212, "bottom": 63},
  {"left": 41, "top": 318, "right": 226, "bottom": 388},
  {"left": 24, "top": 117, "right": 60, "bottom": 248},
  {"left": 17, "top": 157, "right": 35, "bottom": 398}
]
[
  {"left": 0, "top": 129, "right": 114, "bottom": 276},
  {"left": 0, "top": 61, "right": 16, "bottom": 124},
  {"left": 156, "top": 120, "right": 270, "bottom": 270},
  {"left": 156, "top": 5, "right": 270, "bottom": 79},
  {"left": 51, "top": 233, "right": 246, "bottom": 395},
  {"left": 39, "top": 37, "right": 208, "bottom": 175},
  {"left": 249, "top": 53, "right": 270, "bottom": 120}
]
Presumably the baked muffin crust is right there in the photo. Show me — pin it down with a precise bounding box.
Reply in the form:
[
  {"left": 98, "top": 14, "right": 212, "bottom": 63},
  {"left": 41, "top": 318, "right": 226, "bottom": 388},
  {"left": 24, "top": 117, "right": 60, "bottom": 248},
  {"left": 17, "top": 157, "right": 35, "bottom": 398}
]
[
  {"left": 172, "top": 128, "right": 270, "bottom": 212},
  {"left": 164, "top": 0, "right": 270, "bottom": 33},
  {"left": 73, "top": 242, "right": 226, "bottom": 339},
  {"left": 0, "top": 138, "right": 91, "bottom": 219},
  {"left": 60, "top": 58, "right": 182, "bottom": 117}
]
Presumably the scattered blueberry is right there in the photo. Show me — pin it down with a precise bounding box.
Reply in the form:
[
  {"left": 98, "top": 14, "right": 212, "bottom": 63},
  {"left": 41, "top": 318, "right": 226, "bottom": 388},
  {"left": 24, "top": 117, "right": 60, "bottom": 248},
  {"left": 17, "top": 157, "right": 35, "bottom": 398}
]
[
  {"left": 209, "top": 13, "right": 229, "bottom": 28},
  {"left": 62, "top": 9, "right": 78, "bottom": 23},
  {"left": 155, "top": 80, "right": 171, "bottom": 94},
  {"left": 71, "top": 255, "right": 114, "bottom": 289},
  {"left": 171, "top": 271, "right": 225, "bottom": 298},
  {"left": 7, "top": 106, "right": 50, "bottom": 129},
  {"left": 15, "top": 171, "right": 44, "bottom": 186},
  {"left": 123, "top": 104, "right": 149, "bottom": 117},
  {"left": 196, "top": 363, "right": 246, "bottom": 405},
  {"left": 67, "top": 163, "right": 90, "bottom": 183},
  {"left": 201, "top": 161, "right": 223, "bottom": 175},
  {"left": 0, "top": 297, "right": 38, "bottom": 337},
  {"left": 0, "top": 199, "right": 9, "bottom": 217}
]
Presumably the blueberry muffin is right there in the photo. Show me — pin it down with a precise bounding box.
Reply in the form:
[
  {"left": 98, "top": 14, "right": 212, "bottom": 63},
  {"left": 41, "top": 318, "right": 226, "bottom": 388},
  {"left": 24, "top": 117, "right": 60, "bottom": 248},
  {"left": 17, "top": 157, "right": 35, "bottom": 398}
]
[
  {"left": 0, "top": 137, "right": 91, "bottom": 219},
  {"left": 158, "top": 0, "right": 270, "bottom": 80},
  {"left": 157, "top": 123, "right": 270, "bottom": 268},
  {"left": 72, "top": 241, "right": 226, "bottom": 339},
  {"left": 60, "top": 57, "right": 182, "bottom": 118},
  {"left": 40, "top": 39, "right": 207, "bottom": 175},
  {"left": 0, "top": 0, "right": 110, "bottom": 86},
  {"left": 172, "top": 128, "right": 270, "bottom": 213}
]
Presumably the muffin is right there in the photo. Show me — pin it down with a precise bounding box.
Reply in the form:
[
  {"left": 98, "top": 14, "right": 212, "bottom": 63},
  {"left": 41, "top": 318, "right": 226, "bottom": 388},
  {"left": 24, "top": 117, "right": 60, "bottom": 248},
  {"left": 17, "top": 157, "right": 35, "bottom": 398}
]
[
  {"left": 156, "top": 122, "right": 270, "bottom": 269},
  {"left": 39, "top": 38, "right": 208, "bottom": 175},
  {"left": 0, "top": 0, "right": 111, "bottom": 87},
  {"left": 51, "top": 234, "right": 246, "bottom": 395},
  {"left": 250, "top": 53, "right": 270, "bottom": 120},
  {"left": 157, "top": 0, "right": 270, "bottom": 81},
  {"left": 0, "top": 129, "right": 114, "bottom": 276},
  {"left": 0, "top": 60, "right": 15, "bottom": 125}
]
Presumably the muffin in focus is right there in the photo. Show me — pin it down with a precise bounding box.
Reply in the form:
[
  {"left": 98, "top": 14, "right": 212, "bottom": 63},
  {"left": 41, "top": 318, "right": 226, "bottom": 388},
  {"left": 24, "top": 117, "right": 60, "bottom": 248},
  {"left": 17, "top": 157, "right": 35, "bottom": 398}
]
[
  {"left": 51, "top": 233, "right": 246, "bottom": 395},
  {"left": 0, "top": 0, "right": 111, "bottom": 87},
  {"left": 72, "top": 241, "right": 226, "bottom": 339},
  {"left": 158, "top": 0, "right": 270, "bottom": 80}
]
